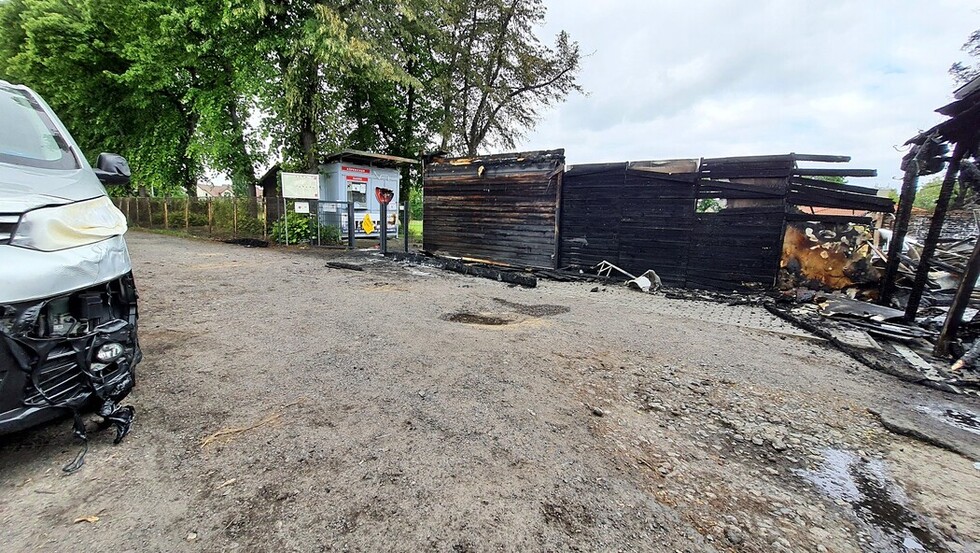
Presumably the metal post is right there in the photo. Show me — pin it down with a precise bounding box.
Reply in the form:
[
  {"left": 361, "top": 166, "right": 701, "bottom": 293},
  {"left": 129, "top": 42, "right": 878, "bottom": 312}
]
[
  {"left": 346, "top": 201, "right": 355, "bottom": 250},
  {"left": 904, "top": 143, "right": 966, "bottom": 321},
  {"left": 283, "top": 197, "right": 288, "bottom": 246},
  {"left": 403, "top": 200, "right": 410, "bottom": 253},
  {"left": 935, "top": 235, "right": 980, "bottom": 357},
  {"left": 184, "top": 198, "right": 189, "bottom": 230},
  {"left": 379, "top": 201, "right": 388, "bottom": 255}
]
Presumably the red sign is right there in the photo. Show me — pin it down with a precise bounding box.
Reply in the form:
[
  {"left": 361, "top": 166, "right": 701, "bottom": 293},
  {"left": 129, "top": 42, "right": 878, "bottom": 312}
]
[
  {"left": 342, "top": 166, "right": 370, "bottom": 174},
  {"left": 345, "top": 175, "right": 369, "bottom": 183}
]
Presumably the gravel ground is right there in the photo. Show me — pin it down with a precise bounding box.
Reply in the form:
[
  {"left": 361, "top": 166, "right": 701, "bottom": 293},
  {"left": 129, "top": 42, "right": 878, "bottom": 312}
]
[{"left": 1, "top": 230, "right": 978, "bottom": 552}]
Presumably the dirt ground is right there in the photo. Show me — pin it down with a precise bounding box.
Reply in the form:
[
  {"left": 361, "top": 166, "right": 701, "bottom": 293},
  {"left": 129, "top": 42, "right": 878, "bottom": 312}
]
[{"left": 1, "top": 230, "right": 978, "bottom": 553}]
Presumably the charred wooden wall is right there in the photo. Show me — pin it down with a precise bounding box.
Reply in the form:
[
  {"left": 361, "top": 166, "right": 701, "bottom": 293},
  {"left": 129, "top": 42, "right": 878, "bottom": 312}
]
[
  {"left": 423, "top": 150, "right": 564, "bottom": 268},
  {"left": 559, "top": 163, "right": 697, "bottom": 286},
  {"left": 559, "top": 154, "right": 890, "bottom": 290}
]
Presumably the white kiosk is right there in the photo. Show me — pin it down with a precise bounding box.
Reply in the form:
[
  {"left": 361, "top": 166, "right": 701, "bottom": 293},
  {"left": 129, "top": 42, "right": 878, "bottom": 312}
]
[{"left": 317, "top": 150, "right": 417, "bottom": 239}]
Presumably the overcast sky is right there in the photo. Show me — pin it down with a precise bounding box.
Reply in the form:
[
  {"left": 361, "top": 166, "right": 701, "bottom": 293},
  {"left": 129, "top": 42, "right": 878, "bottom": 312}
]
[{"left": 517, "top": 1, "right": 979, "bottom": 189}]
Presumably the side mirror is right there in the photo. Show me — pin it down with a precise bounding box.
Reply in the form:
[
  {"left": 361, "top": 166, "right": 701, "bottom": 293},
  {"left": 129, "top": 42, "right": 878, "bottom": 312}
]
[{"left": 94, "top": 153, "right": 131, "bottom": 186}]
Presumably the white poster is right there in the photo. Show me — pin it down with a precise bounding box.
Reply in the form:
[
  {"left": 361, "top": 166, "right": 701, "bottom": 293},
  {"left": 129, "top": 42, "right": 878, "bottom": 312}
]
[
  {"left": 281, "top": 172, "right": 320, "bottom": 199},
  {"left": 294, "top": 203, "right": 310, "bottom": 214}
]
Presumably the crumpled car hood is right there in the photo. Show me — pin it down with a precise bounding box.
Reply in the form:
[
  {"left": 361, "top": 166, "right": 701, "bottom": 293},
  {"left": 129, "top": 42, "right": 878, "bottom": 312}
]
[{"left": 0, "top": 163, "right": 106, "bottom": 213}]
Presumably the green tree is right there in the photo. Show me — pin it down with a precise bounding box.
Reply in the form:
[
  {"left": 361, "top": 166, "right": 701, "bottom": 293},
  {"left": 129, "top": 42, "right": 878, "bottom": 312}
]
[
  {"left": 435, "top": 0, "right": 582, "bottom": 155},
  {"left": 1, "top": 0, "right": 583, "bottom": 198},
  {"left": 0, "top": 0, "right": 201, "bottom": 195}
]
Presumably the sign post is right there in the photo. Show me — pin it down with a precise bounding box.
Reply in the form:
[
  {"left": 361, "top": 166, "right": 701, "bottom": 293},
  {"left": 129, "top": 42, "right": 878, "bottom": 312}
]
[{"left": 375, "top": 187, "right": 394, "bottom": 255}]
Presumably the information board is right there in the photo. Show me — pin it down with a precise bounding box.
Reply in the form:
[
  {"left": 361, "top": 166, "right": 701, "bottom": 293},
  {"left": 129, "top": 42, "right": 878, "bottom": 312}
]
[{"left": 281, "top": 172, "right": 320, "bottom": 199}]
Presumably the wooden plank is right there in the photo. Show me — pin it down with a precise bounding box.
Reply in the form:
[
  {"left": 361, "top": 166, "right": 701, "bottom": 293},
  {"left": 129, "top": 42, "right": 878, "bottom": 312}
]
[{"left": 793, "top": 168, "right": 877, "bottom": 178}]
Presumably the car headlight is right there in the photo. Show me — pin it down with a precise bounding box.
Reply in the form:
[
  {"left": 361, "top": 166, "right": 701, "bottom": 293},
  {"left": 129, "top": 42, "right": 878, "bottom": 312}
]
[{"left": 10, "top": 196, "right": 127, "bottom": 251}]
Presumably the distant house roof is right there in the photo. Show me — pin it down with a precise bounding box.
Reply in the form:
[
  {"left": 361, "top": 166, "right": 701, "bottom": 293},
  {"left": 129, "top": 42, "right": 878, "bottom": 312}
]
[{"left": 197, "top": 184, "right": 233, "bottom": 197}]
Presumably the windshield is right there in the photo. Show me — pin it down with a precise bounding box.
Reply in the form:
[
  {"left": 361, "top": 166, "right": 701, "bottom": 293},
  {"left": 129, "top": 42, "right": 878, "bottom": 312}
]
[{"left": 0, "top": 85, "right": 78, "bottom": 170}]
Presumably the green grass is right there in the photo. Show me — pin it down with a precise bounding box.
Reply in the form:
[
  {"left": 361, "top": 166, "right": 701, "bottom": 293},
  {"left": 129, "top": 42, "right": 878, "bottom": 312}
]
[{"left": 408, "top": 220, "right": 423, "bottom": 241}]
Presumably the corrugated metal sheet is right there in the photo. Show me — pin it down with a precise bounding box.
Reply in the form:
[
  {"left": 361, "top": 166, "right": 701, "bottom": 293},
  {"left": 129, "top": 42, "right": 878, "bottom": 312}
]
[{"left": 423, "top": 149, "right": 564, "bottom": 268}]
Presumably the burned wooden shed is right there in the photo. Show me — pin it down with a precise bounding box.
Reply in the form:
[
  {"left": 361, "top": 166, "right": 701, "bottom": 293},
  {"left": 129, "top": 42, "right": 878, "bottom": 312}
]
[
  {"left": 423, "top": 150, "right": 564, "bottom": 267},
  {"left": 422, "top": 151, "right": 893, "bottom": 290},
  {"left": 558, "top": 154, "right": 889, "bottom": 289}
]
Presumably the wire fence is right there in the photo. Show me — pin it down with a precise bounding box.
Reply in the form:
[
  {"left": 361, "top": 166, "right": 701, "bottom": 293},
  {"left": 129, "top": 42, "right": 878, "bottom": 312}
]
[
  {"left": 113, "top": 196, "right": 418, "bottom": 247},
  {"left": 112, "top": 196, "right": 272, "bottom": 240}
]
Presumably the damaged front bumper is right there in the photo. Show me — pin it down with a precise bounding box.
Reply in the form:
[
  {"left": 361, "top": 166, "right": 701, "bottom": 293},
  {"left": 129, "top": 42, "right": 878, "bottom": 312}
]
[{"left": 0, "top": 273, "right": 141, "bottom": 435}]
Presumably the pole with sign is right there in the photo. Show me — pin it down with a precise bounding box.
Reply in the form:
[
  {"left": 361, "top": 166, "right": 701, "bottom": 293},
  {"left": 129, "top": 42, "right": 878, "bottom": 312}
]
[{"left": 375, "top": 187, "right": 394, "bottom": 254}]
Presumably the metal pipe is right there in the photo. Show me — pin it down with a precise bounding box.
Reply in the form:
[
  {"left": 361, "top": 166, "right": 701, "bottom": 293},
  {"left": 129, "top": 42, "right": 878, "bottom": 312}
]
[
  {"left": 346, "top": 201, "right": 355, "bottom": 250},
  {"left": 380, "top": 201, "right": 388, "bottom": 255},
  {"left": 904, "top": 142, "right": 966, "bottom": 321},
  {"left": 403, "top": 200, "right": 410, "bottom": 253}
]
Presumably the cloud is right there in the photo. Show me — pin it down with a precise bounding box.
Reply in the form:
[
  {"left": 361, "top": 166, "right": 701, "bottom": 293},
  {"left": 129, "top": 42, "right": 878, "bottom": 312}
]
[{"left": 518, "top": 0, "right": 980, "bottom": 188}]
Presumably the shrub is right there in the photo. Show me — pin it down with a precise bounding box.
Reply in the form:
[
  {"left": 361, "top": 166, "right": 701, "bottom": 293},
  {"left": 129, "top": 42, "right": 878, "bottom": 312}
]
[
  {"left": 410, "top": 189, "right": 423, "bottom": 220},
  {"left": 237, "top": 216, "right": 265, "bottom": 237},
  {"left": 319, "top": 224, "right": 342, "bottom": 245},
  {"left": 271, "top": 212, "right": 317, "bottom": 244}
]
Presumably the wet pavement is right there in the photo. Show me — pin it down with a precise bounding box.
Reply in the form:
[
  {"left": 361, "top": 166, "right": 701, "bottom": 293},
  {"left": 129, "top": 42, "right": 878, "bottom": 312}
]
[{"left": 798, "top": 449, "right": 950, "bottom": 553}]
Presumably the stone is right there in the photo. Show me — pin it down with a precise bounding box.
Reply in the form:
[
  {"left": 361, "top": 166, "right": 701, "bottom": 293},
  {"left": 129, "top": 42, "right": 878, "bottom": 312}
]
[{"left": 724, "top": 527, "right": 745, "bottom": 545}]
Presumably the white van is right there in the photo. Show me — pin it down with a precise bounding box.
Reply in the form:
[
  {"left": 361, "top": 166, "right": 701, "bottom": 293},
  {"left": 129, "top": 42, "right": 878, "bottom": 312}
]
[{"left": 0, "top": 80, "right": 140, "bottom": 439}]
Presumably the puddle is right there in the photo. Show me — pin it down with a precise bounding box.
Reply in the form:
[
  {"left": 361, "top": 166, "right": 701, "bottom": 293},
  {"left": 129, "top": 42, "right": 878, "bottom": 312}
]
[
  {"left": 941, "top": 409, "right": 980, "bottom": 436},
  {"left": 442, "top": 313, "right": 515, "bottom": 326},
  {"left": 797, "top": 449, "right": 948, "bottom": 553},
  {"left": 491, "top": 298, "right": 570, "bottom": 317},
  {"left": 915, "top": 405, "right": 980, "bottom": 436}
]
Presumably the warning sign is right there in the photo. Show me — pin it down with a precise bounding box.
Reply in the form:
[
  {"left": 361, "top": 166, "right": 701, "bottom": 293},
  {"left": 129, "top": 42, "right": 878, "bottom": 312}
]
[
  {"left": 362, "top": 213, "right": 375, "bottom": 234},
  {"left": 342, "top": 166, "right": 371, "bottom": 174},
  {"left": 345, "top": 175, "right": 369, "bottom": 183}
]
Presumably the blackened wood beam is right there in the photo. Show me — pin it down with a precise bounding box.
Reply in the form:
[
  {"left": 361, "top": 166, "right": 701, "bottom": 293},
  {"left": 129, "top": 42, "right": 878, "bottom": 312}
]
[
  {"left": 791, "top": 154, "right": 852, "bottom": 163},
  {"left": 935, "top": 234, "right": 980, "bottom": 357},
  {"left": 879, "top": 143, "right": 929, "bottom": 306},
  {"left": 903, "top": 142, "right": 967, "bottom": 321},
  {"left": 794, "top": 168, "right": 878, "bottom": 178}
]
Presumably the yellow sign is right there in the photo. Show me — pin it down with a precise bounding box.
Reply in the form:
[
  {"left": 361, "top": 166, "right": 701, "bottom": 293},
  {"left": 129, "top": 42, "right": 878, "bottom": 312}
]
[{"left": 362, "top": 213, "right": 375, "bottom": 234}]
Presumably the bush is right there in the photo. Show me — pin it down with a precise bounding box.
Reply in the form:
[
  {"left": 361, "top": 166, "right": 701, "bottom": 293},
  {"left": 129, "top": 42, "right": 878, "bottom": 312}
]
[
  {"left": 319, "top": 224, "right": 342, "bottom": 245},
  {"left": 187, "top": 212, "right": 209, "bottom": 227},
  {"left": 410, "top": 189, "right": 423, "bottom": 220},
  {"left": 269, "top": 213, "right": 341, "bottom": 245},
  {"left": 237, "top": 216, "right": 265, "bottom": 237},
  {"left": 271, "top": 212, "right": 317, "bottom": 244}
]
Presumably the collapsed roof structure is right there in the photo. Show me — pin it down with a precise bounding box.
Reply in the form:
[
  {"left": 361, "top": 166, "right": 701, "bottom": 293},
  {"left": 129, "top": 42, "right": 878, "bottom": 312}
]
[{"left": 881, "top": 75, "right": 980, "bottom": 355}]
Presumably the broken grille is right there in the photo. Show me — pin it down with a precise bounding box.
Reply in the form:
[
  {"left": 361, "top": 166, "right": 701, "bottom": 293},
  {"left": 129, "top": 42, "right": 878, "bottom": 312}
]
[
  {"left": 0, "top": 214, "right": 19, "bottom": 244},
  {"left": 22, "top": 348, "right": 86, "bottom": 406}
]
